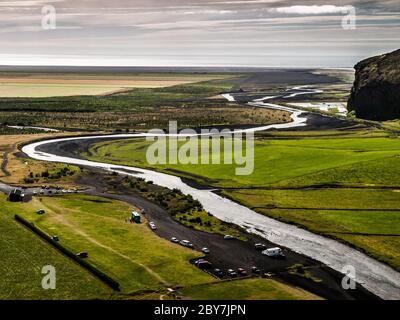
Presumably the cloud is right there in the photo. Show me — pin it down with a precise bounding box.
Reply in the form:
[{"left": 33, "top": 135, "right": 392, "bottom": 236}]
[
  {"left": 0, "top": 0, "right": 64, "bottom": 7},
  {"left": 271, "top": 5, "right": 353, "bottom": 15}
]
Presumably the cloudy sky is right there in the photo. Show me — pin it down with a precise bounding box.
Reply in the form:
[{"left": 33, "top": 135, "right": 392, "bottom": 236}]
[{"left": 0, "top": 0, "right": 399, "bottom": 67}]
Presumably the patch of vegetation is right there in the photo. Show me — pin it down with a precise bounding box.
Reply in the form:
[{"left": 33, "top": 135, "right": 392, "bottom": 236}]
[
  {"left": 122, "top": 176, "right": 244, "bottom": 239},
  {"left": 23, "top": 165, "right": 80, "bottom": 184},
  {"left": 287, "top": 264, "right": 322, "bottom": 283},
  {"left": 0, "top": 125, "right": 42, "bottom": 135}
]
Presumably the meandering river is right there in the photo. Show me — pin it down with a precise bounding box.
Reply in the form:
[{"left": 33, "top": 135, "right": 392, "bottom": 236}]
[{"left": 21, "top": 86, "right": 400, "bottom": 300}]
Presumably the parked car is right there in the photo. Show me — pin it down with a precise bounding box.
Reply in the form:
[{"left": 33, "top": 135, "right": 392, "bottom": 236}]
[
  {"left": 262, "top": 247, "right": 285, "bottom": 258},
  {"left": 149, "top": 222, "right": 157, "bottom": 230},
  {"left": 224, "top": 235, "right": 234, "bottom": 240},
  {"left": 8, "top": 189, "right": 24, "bottom": 202},
  {"left": 251, "top": 266, "right": 261, "bottom": 274},
  {"left": 202, "top": 247, "right": 210, "bottom": 254},
  {"left": 214, "top": 268, "right": 223, "bottom": 277},
  {"left": 36, "top": 209, "right": 45, "bottom": 215},
  {"left": 254, "top": 243, "right": 266, "bottom": 250},
  {"left": 238, "top": 268, "right": 247, "bottom": 276},
  {"left": 170, "top": 237, "right": 179, "bottom": 243},
  {"left": 76, "top": 252, "right": 88, "bottom": 258},
  {"left": 180, "top": 240, "right": 193, "bottom": 248},
  {"left": 52, "top": 235, "right": 59, "bottom": 242},
  {"left": 227, "top": 269, "right": 237, "bottom": 277},
  {"left": 197, "top": 260, "right": 213, "bottom": 270},
  {"left": 194, "top": 259, "right": 204, "bottom": 266}
]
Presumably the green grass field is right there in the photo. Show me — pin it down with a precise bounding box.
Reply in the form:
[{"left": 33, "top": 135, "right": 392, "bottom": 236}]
[
  {"left": 15, "top": 194, "right": 212, "bottom": 294},
  {"left": 181, "top": 278, "right": 321, "bottom": 300},
  {"left": 0, "top": 194, "right": 112, "bottom": 300},
  {"left": 87, "top": 135, "right": 400, "bottom": 188},
  {"left": 230, "top": 188, "right": 400, "bottom": 269},
  {"left": 86, "top": 132, "right": 400, "bottom": 270}
]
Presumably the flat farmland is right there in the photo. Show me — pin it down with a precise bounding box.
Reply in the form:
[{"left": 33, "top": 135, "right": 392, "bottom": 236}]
[{"left": 0, "top": 72, "right": 233, "bottom": 97}]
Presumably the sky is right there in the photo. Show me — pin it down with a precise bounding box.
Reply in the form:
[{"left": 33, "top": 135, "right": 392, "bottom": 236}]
[{"left": 0, "top": 0, "right": 399, "bottom": 68}]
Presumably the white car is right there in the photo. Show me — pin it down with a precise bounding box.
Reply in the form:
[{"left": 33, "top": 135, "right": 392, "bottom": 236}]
[
  {"left": 262, "top": 247, "right": 285, "bottom": 258},
  {"left": 170, "top": 237, "right": 179, "bottom": 243},
  {"left": 149, "top": 222, "right": 157, "bottom": 230},
  {"left": 224, "top": 235, "right": 234, "bottom": 240},
  {"left": 180, "top": 240, "right": 194, "bottom": 248},
  {"left": 202, "top": 247, "right": 210, "bottom": 254}
]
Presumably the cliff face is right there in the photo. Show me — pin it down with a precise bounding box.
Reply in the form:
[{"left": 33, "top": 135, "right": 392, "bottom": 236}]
[{"left": 348, "top": 49, "right": 400, "bottom": 121}]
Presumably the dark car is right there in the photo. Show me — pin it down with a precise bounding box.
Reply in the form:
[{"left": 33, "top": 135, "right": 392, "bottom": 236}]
[
  {"left": 254, "top": 243, "right": 266, "bottom": 250},
  {"left": 238, "top": 268, "right": 247, "bottom": 276},
  {"left": 251, "top": 266, "right": 261, "bottom": 274},
  {"left": 76, "top": 252, "right": 88, "bottom": 258},
  {"left": 214, "top": 268, "right": 223, "bottom": 277},
  {"left": 227, "top": 269, "right": 237, "bottom": 277},
  {"left": 197, "top": 260, "right": 213, "bottom": 270}
]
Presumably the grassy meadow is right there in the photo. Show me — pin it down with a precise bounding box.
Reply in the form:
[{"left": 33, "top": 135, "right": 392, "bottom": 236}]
[
  {"left": 15, "top": 194, "right": 212, "bottom": 294},
  {"left": 0, "top": 194, "right": 112, "bottom": 300},
  {"left": 86, "top": 134, "right": 400, "bottom": 188}
]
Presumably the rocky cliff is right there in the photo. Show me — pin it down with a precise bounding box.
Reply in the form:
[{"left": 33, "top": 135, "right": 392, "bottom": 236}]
[{"left": 348, "top": 49, "right": 400, "bottom": 120}]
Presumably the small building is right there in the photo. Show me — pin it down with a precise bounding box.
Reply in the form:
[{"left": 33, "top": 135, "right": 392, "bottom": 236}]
[
  {"left": 8, "top": 188, "right": 24, "bottom": 202},
  {"left": 131, "top": 211, "right": 141, "bottom": 223}
]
